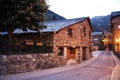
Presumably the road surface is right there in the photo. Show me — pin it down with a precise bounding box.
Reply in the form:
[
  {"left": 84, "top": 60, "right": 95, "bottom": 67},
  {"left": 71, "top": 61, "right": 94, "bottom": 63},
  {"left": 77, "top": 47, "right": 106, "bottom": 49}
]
[{"left": 24, "top": 51, "right": 117, "bottom": 80}]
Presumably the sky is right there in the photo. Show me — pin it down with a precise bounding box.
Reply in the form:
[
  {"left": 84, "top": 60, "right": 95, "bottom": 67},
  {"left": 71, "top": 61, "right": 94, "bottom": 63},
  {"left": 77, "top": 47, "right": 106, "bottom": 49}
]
[{"left": 47, "top": 0, "right": 120, "bottom": 19}]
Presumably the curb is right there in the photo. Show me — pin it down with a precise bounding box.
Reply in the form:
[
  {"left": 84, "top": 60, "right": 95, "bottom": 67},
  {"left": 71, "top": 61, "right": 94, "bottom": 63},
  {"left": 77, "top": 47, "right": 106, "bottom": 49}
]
[{"left": 111, "top": 51, "right": 120, "bottom": 80}]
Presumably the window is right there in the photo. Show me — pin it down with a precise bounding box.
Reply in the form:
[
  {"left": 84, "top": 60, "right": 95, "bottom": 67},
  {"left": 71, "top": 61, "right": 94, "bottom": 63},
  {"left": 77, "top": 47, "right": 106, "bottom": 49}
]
[
  {"left": 89, "top": 31, "right": 91, "bottom": 38},
  {"left": 118, "top": 25, "right": 120, "bottom": 28},
  {"left": 58, "top": 47, "right": 64, "bottom": 56},
  {"left": 25, "top": 40, "right": 33, "bottom": 45},
  {"left": 12, "top": 37, "right": 21, "bottom": 45},
  {"left": 46, "top": 41, "right": 53, "bottom": 46},
  {"left": 36, "top": 42, "right": 43, "bottom": 46},
  {"left": 68, "top": 28, "right": 72, "bottom": 37},
  {"left": 70, "top": 48, "right": 75, "bottom": 54},
  {"left": 93, "top": 38, "right": 98, "bottom": 40},
  {"left": 84, "top": 27, "right": 86, "bottom": 36},
  {"left": 104, "top": 36, "right": 107, "bottom": 38},
  {"left": 89, "top": 47, "right": 91, "bottom": 53},
  {"left": 108, "top": 35, "right": 111, "bottom": 39}
]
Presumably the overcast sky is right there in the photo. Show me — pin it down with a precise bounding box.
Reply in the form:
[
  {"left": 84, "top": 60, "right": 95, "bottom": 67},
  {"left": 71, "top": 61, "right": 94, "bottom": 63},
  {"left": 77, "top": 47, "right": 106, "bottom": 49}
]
[{"left": 47, "top": 0, "right": 120, "bottom": 19}]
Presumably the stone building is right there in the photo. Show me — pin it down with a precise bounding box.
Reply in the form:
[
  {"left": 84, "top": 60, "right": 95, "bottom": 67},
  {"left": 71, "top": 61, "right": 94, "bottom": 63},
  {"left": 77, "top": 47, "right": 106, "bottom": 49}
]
[
  {"left": 0, "top": 17, "right": 92, "bottom": 64},
  {"left": 43, "top": 17, "right": 92, "bottom": 64},
  {"left": 111, "top": 11, "right": 120, "bottom": 54}
]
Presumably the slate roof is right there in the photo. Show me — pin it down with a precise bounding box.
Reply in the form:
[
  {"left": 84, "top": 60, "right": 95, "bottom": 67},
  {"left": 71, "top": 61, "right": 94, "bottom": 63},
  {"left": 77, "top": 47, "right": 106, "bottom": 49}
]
[
  {"left": 41, "top": 17, "right": 88, "bottom": 32},
  {"left": 111, "top": 11, "right": 120, "bottom": 18},
  {"left": 0, "top": 28, "right": 37, "bottom": 35},
  {"left": 92, "top": 32, "right": 103, "bottom": 36},
  {"left": 0, "top": 17, "right": 88, "bottom": 35},
  {"left": 0, "top": 32, "right": 8, "bottom": 35},
  {"left": 13, "top": 28, "right": 37, "bottom": 34}
]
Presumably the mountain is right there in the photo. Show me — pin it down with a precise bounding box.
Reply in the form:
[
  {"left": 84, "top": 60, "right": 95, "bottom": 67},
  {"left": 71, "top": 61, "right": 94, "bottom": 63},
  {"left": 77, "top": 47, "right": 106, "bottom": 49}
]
[
  {"left": 45, "top": 10, "right": 111, "bottom": 32},
  {"left": 90, "top": 15, "right": 111, "bottom": 32},
  {"left": 45, "top": 10, "right": 66, "bottom": 21}
]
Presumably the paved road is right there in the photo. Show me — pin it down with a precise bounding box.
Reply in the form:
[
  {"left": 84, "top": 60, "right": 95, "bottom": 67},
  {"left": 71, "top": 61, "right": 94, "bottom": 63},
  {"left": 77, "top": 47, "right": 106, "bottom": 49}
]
[{"left": 24, "top": 51, "right": 116, "bottom": 80}]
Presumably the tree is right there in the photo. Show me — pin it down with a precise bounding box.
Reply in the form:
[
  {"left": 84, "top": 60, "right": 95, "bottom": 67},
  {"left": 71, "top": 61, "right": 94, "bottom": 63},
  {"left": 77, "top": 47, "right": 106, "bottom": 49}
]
[{"left": 0, "top": 0, "right": 48, "bottom": 54}]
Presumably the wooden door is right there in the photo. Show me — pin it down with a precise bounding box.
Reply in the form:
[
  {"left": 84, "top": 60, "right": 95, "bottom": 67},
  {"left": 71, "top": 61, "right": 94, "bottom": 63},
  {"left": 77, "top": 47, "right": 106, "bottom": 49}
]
[{"left": 67, "top": 47, "right": 76, "bottom": 60}]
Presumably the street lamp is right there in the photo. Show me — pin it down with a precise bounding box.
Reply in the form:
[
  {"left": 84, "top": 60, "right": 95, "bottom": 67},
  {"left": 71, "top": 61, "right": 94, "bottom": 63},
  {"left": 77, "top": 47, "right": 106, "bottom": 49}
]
[
  {"left": 102, "top": 38, "right": 108, "bottom": 50},
  {"left": 115, "top": 39, "right": 120, "bottom": 44}
]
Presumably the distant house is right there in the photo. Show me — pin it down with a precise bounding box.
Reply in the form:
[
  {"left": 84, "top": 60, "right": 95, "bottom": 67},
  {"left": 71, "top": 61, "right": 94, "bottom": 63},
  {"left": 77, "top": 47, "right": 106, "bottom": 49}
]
[
  {"left": 0, "top": 17, "right": 92, "bottom": 64},
  {"left": 92, "top": 32, "right": 104, "bottom": 51},
  {"left": 111, "top": 11, "right": 120, "bottom": 54},
  {"left": 103, "top": 31, "right": 112, "bottom": 50},
  {"left": 92, "top": 31, "right": 112, "bottom": 51}
]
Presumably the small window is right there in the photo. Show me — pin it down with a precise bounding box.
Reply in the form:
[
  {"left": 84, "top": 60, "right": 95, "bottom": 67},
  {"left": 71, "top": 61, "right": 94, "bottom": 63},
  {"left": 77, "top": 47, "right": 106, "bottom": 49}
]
[
  {"left": 89, "top": 47, "right": 91, "bottom": 53},
  {"left": 118, "top": 25, "right": 120, "bottom": 28},
  {"left": 93, "top": 38, "right": 98, "bottom": 40},
  {"left": 89, "top": 31, "right": 91, "bottom": 38},
  {"left": 104, "top": 36, "right": 107, "bottom": 38},
  {"left": 25, "top": 40, "right": 33, "bottom": 45},
  {"left": 108, "top": 36, "right": 111, "bottom": 39},
  {"left": 84, "top": 27, "right": 86, "bottom": 36},
  {"left": 36, "top": 42, "right": 43, "bottom": 46},
  {"left": 58, "top": 47, "right": 64, "bottom": 56},
  {"left": 68, "top": 28, "right": 72, "bottom": 37},
  {"left": 70, "top": 47, "right": 75, "bottom": 54}
]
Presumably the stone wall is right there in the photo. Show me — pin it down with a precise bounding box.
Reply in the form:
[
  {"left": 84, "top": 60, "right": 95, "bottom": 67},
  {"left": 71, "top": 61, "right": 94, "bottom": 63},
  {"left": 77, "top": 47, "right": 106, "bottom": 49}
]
[
  {"left": 0, "top": 54, "right": 66, "bottom": 75},
  {"left": 111, "top": 16, "right": 120, "bottom": 53}
]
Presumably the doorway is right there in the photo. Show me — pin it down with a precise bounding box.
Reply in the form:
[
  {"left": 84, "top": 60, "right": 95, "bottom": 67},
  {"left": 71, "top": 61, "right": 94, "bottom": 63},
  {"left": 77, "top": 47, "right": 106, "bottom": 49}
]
[
  {"left": 67, "top": 47, "right": 76, "bottom": 60},
  {"left": 82, "top": 47, "right": 86, "bottom": 60}
]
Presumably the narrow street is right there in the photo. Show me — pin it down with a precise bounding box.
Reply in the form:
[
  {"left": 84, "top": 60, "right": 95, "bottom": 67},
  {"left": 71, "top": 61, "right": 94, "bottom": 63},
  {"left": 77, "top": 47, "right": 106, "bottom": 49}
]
[{"left": 23, "top": 51, "right": 118, "bottom": 80}]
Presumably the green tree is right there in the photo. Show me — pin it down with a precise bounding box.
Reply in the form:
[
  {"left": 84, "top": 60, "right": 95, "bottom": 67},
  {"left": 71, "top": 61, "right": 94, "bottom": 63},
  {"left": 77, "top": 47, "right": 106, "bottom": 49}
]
[{"left": 0, "top": 0, "right": 48, "bottom": 54}]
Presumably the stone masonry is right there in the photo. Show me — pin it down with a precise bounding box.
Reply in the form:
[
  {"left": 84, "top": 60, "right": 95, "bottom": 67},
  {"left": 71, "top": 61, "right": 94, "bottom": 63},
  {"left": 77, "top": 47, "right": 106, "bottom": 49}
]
[{"left": 0, "top": 54, "right": 66, "bottom": 75}]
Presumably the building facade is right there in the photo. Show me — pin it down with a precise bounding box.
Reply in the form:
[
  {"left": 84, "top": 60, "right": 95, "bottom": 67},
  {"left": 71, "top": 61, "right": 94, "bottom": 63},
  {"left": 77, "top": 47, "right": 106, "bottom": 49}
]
[
  {"left": 111, "top": 11, "right": 120, "bottom": 54},
  {"left": 103, "top": 31, "right": 112, "bottom": 50},
  {"left": 42, "top": 17, "right": 92, "bottom": 64},
  {"left": 51, "top": 17, "right": 92, "bottom": 64}
]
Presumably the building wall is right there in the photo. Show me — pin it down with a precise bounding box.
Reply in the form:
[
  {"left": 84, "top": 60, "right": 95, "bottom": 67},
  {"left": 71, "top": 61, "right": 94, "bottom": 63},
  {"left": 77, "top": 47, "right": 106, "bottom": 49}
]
[
  {"left": 111, "top": 17, "right": 120, "bottom": 53},
  {"left": 103, "top": 32, "right": 112, "bottom": 50},
  {"left": 53, "top": 19, "right": 92, "bottom": 64},
  {"left": 0, "top": 54, "right": 66, "bottom": 75}
]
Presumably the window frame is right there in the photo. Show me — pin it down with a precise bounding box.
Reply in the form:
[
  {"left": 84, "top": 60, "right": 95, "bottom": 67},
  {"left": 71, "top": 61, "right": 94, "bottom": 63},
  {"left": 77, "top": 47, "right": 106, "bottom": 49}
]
[
  {"left": 84, "top": 27, "right": 86, "bottom": 36},
  {"left": 68, "top": 28, "right": 73, "bottom": 37},
  {"left": 58, "top": 47, "right": 64, "bottom": 56}
]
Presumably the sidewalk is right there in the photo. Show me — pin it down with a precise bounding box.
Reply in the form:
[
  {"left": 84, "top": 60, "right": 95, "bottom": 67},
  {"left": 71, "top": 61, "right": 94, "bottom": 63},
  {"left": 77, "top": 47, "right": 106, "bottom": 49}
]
[{"left": 0, "top": 56, "right": 98, "bottom": 80}]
